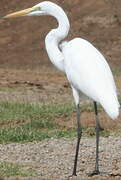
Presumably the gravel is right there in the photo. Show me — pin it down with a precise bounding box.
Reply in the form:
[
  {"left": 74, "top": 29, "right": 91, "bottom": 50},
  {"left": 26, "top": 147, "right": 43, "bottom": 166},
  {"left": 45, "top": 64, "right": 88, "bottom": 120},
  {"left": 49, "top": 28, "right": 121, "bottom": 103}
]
[{"left": 0, "top": 136, "right": 121, "bottom": 179}]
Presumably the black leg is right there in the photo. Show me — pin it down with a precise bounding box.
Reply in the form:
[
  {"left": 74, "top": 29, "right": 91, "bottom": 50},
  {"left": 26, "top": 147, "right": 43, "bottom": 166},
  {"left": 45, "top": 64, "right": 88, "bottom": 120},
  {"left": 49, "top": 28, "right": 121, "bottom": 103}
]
[
  {"left": 94, "top": 101, "right": 100, "bottom": 173},
  {"left": 87, "top": 102, "right": 109, "bottom": 177},
  {"left": 72, "top": 104, "right": 82, "bottom": 176},
  {"left": 88, "top": 101, "right": 100, "bottom": 176}
]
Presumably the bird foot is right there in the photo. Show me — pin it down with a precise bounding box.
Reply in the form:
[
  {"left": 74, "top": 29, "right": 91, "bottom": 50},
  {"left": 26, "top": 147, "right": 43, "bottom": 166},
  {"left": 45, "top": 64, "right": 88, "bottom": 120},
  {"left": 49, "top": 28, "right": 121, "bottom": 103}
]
[
  {"left": 87, "top": 170, "right": 108, "bottom": 177},
  {"left": 68, "top": 173, "right": 77, "bottom": 178}
]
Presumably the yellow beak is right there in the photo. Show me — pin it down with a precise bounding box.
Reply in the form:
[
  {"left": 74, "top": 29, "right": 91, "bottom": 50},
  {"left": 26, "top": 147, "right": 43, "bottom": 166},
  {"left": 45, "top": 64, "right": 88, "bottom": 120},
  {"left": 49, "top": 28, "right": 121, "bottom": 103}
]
[{"left": 3, "top": 7, "right": 35, "bottom": 18}]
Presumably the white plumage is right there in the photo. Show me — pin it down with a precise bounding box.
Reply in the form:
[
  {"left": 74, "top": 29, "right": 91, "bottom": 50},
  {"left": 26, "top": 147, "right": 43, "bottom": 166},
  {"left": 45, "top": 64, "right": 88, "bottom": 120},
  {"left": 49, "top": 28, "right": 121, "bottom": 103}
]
[{"left": 62, "top": 38, "right": 120, "bottom": 119}]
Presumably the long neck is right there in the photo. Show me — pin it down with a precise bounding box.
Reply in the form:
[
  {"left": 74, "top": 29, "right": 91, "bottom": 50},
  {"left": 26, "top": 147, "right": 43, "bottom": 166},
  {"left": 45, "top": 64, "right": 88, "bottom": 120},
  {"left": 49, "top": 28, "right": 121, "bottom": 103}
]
[{"left": 45, "top": 7, "right": 70, "bottom": 72}]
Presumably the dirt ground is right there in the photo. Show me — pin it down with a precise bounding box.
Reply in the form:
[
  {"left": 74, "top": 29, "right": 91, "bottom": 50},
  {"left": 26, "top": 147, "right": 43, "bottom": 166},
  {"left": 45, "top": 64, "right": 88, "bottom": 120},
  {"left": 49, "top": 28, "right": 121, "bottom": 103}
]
[
  {"left": 0, "top": 137, "right": 121, "bottom": 180},
  {"left": 0, "top": 0, "right": 121, "bottom": 179}
]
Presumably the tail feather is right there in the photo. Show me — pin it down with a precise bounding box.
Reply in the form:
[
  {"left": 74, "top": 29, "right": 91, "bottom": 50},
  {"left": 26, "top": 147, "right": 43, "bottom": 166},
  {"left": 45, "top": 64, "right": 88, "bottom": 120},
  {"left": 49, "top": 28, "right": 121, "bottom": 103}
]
[{"left": 100, "top": 98, "right": 120, "bottom": 120}]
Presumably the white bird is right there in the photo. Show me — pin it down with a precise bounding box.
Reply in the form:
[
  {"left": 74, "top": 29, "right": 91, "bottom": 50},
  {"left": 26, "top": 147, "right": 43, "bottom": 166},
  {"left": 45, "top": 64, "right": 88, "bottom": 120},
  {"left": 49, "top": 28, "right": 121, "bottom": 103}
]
[{"left": 3, "top": 1, "right": 120, "bottom": 176}]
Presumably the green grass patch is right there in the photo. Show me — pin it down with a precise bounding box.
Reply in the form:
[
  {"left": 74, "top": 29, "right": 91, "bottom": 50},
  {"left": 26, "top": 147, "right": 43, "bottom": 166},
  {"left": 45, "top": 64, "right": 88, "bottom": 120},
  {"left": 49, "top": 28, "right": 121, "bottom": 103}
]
[
  {"left": 112, "top": 67, "right": 121, "bottom": 76},
  {"left": 0, "top": 101, "right": 74, "bottom": 124},
  {"left": 119, "top": 96, "right": 121, "bottom": 104},
  {"left": 0, "top": 162, "right": 37, "bottom": 177},
  {"left": 0, "top": 87, "right": 18, "bottom": 92},
  {"left": 0, "top": 127, "right": 74, "bottom": 143},
  {"left": 0, "top": 102, "right": 77, "bottom": 143},
  {"left": 83, "top": 127, "right": 110, "bottom": 137},
  {"left": 0, "top": 101, "right": 120, "bottom": 143}
]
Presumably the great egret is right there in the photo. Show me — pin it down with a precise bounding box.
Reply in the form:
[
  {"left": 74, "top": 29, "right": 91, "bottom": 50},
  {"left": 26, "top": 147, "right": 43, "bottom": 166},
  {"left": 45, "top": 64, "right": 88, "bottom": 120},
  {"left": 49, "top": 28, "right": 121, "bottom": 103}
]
[{"left": 3, "top": 1, "right": 120, "bottom": 176}]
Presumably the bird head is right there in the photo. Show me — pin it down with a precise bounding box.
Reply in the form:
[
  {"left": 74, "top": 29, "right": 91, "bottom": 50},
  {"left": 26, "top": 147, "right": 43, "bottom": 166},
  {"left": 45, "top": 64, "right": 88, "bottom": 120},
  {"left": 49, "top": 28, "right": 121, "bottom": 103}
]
[{"left": 3, "top": 1, "right": 60, "bottom": 18}]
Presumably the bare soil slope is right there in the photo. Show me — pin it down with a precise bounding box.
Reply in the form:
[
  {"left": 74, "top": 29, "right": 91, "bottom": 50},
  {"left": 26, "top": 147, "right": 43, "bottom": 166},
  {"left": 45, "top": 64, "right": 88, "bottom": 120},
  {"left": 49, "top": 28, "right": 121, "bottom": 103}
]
[{"left": 0, "top": 0, "right": 121, "bottom": 69}]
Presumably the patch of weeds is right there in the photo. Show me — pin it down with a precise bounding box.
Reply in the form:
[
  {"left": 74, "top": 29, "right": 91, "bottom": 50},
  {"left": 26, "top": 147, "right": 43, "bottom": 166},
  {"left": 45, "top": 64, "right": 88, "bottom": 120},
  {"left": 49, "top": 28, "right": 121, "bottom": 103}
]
[
  {"left": 0, "top": 101, "right": 102, "bottom": 125},
  {"left": 112, "top": 67, "right": 121, "bottom": 76},
  {"left": 119, "top": 96, "right": 121, "bottom": 104},
  {"left": 53, "top": 129, "right": 76, "bottom": 138},
  {"left": 83, "top": 127, "right": 110, "bottom": 137},
  {"left": 0, "top": 162, "right": 37, "bottom": 177},
  {"left": 81, "top": 103, "right": 102, "bottom": 113},
  {"left": 0, "top": 102, "right": 75, "bottom": 124},
  {"left": 0, "top": 126, "right": 76, "bottom": 143},
  {"left": 0, "top": 102, "right": 76, "bottom": 143},
  {"left": 100, "top": 129, "right": 110, "bottom": 137},
  {"left": 0, "top": 127, "right": 51, "bottom": 143},
  {"left": 110, "top": 129, "right": 121, "bottom": 137},
  {"left": 0, "top": 87, "right": 18, "bottom": 92},
  {"left": 25, "top": 119, "right": 57, "bottom": 130},
  {"left": 0, "top": 101, "right": 120, "bottom": 143},
  {"left": 83, "top": 127, "right": 96, "bottom": 137}
]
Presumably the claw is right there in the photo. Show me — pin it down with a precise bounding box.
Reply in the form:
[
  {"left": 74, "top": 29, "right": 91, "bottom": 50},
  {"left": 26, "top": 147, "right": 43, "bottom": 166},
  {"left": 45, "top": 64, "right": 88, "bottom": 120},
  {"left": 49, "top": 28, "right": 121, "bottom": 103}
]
[{"left": 87, "top": 170, "right": 109, "bottom": 177}]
